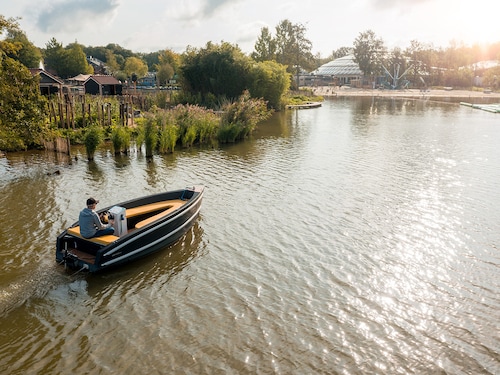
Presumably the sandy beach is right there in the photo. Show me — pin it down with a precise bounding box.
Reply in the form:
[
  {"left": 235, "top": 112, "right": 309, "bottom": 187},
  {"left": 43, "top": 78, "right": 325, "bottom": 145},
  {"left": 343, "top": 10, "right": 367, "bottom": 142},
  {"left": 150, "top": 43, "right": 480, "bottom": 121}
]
[{"left": 311, "top": 86, "right": 500, "bottom": 102}]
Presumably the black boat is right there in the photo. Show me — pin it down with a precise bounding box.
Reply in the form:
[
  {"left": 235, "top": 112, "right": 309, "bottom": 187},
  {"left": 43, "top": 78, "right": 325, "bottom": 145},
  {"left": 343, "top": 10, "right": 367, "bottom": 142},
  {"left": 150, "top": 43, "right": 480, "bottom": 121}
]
[{"left": 56, "top": 186, "right": 204, "bottom": 273}]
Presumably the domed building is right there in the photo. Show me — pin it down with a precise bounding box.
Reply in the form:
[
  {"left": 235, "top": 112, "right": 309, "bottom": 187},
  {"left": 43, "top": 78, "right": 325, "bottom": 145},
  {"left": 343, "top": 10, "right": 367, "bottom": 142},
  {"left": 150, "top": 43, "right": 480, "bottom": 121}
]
[{"left": 310, "top": 55, "right": 363, "bottom": 87}]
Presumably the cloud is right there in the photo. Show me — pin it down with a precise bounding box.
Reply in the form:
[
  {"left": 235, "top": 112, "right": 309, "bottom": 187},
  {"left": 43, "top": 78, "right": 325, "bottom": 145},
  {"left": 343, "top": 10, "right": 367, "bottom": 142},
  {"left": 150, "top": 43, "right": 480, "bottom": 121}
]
[
  {"left": 173, "top": 0, "right": 240, "bottom": 22},
  {"left": 370, "top": 0, "right": 431, "bottom": 10},
  {"left": 35, "top": 0, "right": 120, "bottom": 33}
]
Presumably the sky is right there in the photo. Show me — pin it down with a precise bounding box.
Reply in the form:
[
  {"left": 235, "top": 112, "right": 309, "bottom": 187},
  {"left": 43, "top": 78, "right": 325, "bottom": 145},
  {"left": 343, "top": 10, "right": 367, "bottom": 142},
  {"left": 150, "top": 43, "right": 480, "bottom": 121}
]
[{"left": 3, "top": 0, "right": 500, "bottom": 57}]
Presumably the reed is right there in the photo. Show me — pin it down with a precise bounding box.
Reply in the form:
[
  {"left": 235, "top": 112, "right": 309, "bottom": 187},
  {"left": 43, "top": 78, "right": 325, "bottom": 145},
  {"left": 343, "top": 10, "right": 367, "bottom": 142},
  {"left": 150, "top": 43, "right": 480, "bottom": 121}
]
[
  {"left": 142, "top": 117, "right": 158, "bottom": 158},
  {"left": 111, "top": 126, "right": 131, "bottom": 154},
  {"left": 83, "top": 125, "right": 103, "bottom": 161},
  {"left": 157, "top": 112, "right": 179, "bottom": 153}
]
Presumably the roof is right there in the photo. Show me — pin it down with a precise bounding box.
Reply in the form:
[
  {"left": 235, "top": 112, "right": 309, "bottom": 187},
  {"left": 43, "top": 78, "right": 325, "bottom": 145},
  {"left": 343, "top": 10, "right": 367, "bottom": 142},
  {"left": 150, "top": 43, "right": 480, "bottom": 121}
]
[
  {"left": 29, "top": 68, "right": 64, "bottom": 84},
  {"left": 312, "top": 55, "right": 363, "bottom": 76},
  {"left": 69, "top": 74, "right": 91, "bottom": 82},
  {"left": 85, "top": 75, "right": 121, "bottom": 85}
]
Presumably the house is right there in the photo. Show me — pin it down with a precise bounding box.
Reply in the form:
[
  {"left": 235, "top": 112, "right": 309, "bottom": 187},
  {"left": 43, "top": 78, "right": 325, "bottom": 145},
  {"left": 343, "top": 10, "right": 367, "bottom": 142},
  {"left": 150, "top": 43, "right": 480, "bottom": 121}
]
[
  {"left": 84, "top": 75, "right": 122, "bottom": 95},
  {"left": 137, "top": 72, "right": 157, "bottom": 88},
  {"left": 29, "top": 68, "right": 64, "bottom": 95},
  {"left": 87, "top": 56, "right": 108, "bottom": 75}
]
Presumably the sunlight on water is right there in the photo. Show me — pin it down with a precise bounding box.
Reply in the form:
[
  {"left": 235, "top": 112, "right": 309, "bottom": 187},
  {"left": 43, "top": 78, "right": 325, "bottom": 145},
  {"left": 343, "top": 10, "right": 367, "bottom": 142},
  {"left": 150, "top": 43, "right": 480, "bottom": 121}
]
[{"left": 1, "top": 98, "right": 499, "bottom": 374}]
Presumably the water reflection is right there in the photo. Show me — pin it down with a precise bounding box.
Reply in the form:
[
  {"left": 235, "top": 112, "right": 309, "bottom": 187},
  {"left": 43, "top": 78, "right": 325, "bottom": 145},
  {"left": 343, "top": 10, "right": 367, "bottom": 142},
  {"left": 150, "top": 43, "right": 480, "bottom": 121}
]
[
  {"left": 86, "top": 160, "right": 104, "bottom": 183},
  {"left": 1, "top": 98, "right": 499, "bottom": 374}
]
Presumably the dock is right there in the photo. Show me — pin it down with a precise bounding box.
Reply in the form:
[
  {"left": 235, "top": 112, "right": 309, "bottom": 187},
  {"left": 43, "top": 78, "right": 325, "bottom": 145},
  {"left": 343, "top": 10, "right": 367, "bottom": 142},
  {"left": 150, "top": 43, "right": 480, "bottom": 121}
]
[{"left": 460, "top": 102, "right": 500, "bottom": 113}]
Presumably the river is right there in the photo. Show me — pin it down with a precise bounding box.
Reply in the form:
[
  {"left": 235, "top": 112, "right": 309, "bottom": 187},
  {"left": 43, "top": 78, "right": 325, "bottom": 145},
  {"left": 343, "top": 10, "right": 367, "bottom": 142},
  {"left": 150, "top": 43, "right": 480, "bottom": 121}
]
[{"left": 0, "top": 97, "right": 499, "bottom": 374}]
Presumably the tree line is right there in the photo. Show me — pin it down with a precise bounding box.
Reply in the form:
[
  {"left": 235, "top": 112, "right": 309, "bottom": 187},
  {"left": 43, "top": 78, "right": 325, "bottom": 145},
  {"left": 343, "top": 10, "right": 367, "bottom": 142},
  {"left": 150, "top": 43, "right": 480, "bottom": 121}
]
[{"left": 2, "top": 13, "right": 500, "bottom": 152}]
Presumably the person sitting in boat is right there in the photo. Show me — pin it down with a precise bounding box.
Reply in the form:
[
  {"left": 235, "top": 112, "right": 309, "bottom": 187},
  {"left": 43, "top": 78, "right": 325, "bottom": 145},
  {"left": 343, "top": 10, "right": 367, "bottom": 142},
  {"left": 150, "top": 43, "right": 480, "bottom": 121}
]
[{"left": 79, "top": 198, "right": 115, "bottom": 238}]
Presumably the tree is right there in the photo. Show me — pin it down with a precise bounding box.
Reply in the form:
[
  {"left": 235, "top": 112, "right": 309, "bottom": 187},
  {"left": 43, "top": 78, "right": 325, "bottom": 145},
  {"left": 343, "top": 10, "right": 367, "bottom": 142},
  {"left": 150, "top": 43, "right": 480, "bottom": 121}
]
[
  {"left": 274, "top": 20, "right": 314, "bottom": 89},
  {"left": 0, "top": 16, "right": 48, "bottom": 151},
  {"left": 249, "top": 60, "right": 290, "bottom": 110},
  {"left": 4, "top": 29, "right": 42, "bottom": 68},
  {"left": 44, "top": 39, "right": 93, "bottom": 78},
  {"left": 43, "top": 38, "right": 65, "bottom": 74},
  {"left": 63, "top": 42, "right": 93, "bottom": 77},
  {"left": 181, "top": 42, "right": 251, "bottom": 103},
  {"left": 251, "top": 27, "right": 276, "bottom": 62},
  {"left": 353, "top": 30, "right": 386, "bottom": 78},
  {"left": 156, "top": 63, "right": 174, "bottom": 86},
  {"left": 124, "top": 56, "right": 148, "bottom": 82},
  {"left": 155, "top": 49, "right": 181, "bottom": 85},
  {"left": 105, "top": 49, "right": 121, "bottom": 74},
  {"left": 331, "top": 47, "right": 352, "bottom": 60},
  {"left": 404, "top": 40, "right": 432, "bottom": 88}
]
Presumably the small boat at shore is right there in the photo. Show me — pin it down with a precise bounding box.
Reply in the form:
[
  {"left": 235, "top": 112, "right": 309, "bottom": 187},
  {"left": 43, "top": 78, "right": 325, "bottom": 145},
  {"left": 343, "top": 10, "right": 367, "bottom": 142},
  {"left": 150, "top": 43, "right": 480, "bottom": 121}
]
[
  {"left": 286, "top": 101, "right": 322, "bottom": 109},
  {"left": 56, "top": 186, "right": 204, "bottom": 273}
]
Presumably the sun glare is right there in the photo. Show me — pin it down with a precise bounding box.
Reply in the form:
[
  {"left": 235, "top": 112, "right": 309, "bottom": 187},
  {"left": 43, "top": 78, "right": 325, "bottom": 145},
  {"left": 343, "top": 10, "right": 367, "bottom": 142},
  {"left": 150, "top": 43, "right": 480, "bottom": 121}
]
[{"left": 436, "top": 0, "right": 500, "bottom": 46}]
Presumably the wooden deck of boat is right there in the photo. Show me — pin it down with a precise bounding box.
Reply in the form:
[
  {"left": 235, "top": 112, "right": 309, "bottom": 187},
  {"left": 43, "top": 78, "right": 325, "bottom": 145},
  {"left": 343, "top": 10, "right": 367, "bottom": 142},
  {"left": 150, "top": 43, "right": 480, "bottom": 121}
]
[
  {"left": 134, "top": 200, "right": 185, "bottom": 228},
  {"left": 126, "top": 199, "right": 186, "bottom": 218},
  {"left": 65, "top": 199, "right": 188, "bottom": 247}
]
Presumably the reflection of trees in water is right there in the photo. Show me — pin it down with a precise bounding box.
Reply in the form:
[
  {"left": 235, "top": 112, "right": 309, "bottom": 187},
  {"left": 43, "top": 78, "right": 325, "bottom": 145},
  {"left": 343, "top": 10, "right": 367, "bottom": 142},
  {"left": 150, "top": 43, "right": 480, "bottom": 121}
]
[
  {"left": 113, "top": 153, "right": 131, "bottom": 169},
  {"left": 86, "top": 160, "right": 104, "bottom": 184},
  {"left": 145, "top": 159, "right": 158, "bottom": 187}
]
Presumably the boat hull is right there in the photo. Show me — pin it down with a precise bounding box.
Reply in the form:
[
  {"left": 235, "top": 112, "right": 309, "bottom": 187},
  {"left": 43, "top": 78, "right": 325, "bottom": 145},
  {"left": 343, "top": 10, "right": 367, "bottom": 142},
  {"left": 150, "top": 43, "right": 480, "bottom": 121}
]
[{"left": 56, "top": 186, "right": 203, "bottom": 273}]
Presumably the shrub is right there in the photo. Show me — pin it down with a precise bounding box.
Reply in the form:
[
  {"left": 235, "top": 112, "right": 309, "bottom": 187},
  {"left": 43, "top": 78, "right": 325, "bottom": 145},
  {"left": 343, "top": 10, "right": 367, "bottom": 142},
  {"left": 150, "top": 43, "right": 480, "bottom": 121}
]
[
  {"left": 218, "top": 91, "right": 271, "bottom": 143},
  {"left": 111, "top": 126, "right": 131, "bottom": 154},
  {"left": 83, "top": 125, "right": 103, "bottom": 160},
  {"left": 157, "top": 112, "right": 179, "bottom": 153}
]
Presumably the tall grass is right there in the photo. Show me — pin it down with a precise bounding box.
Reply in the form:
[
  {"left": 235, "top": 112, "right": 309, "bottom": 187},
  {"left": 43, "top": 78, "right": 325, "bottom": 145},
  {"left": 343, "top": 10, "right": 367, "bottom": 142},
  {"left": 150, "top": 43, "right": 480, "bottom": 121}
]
[
  {"left": 83, "top": 125, "right": 102, "bottom": 161},
  {"left": 218, "top": 91, "right": 271, "bottom": 143},
  {"left": 157, "top": 112, "right": 179, "bottom": 153},
  {"left": 111, "top": 126, "right": 131, "bottom": 154}
]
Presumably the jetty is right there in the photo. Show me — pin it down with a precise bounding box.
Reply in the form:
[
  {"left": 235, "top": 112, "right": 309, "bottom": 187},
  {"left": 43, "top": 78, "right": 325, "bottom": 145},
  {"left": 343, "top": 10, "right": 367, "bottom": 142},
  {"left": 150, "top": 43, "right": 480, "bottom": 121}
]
[
  {"left": 460, "top": 102, "right": 500, "bottom": 113},
  {"left": 286, "top": 101, "right": 322, "bottom": 109}
]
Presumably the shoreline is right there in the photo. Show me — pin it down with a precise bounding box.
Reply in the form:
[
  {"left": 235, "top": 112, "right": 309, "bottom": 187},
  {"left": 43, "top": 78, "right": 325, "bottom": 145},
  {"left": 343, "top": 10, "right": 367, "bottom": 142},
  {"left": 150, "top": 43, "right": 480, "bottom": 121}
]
[{"left": 311, "top": 86, "right": 500, "bottom": 102}]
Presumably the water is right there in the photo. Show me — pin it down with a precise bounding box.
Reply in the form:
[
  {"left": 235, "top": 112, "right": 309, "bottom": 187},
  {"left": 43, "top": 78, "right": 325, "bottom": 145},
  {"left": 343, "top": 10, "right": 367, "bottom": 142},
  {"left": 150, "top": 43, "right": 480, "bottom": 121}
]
[{"left": 0, "top": 97, "right": 499, "bottom": 374}]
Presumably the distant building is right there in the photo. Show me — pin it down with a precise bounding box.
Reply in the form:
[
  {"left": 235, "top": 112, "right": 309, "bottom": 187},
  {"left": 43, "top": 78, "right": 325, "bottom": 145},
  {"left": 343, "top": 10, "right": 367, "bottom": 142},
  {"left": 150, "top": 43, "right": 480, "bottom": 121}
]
[
  {"left": 87, "top": 56, "right": 108, "bottom": 75},
  {"left": 137, "top": 72, "right": 157, "bottom": 87},
  {"left": 84, "top": 75, "right": 122, "bottom": 95},
  {"left": 310, "top": 55, "right": 363, "bottom": 87},
  {"left": 29, "top": 68, "right": 64, "bottom": 95}
]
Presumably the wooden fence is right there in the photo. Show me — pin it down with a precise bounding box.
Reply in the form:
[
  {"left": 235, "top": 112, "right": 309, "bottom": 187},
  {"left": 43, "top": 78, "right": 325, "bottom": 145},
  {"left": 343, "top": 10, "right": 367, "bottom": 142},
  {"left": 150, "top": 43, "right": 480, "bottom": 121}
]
[
  {"left": 47, "top": 93, "right": 147, "bottom": 130},
  {"left": 43, "top": 137, "right": 71, "bottom": 155}
]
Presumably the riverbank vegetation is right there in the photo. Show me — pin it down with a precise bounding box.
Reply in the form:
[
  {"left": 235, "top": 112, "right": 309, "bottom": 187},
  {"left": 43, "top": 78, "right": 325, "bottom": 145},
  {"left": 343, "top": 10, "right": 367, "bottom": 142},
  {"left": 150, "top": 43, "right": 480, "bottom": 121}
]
[{"left": 2, "top": 13, "right": 500, "bottom": 153}]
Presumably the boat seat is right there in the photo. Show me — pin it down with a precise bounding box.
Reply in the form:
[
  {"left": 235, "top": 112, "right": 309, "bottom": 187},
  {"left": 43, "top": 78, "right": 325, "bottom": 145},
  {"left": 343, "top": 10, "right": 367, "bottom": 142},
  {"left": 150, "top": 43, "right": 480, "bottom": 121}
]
[
  {"left": 134, "top": 201, "right": 184, "bottom": 229},
  {"left": 67, "top": 226, "right": 120, "bottom": 245},
  {"left": 125, "top": 200, "right": 185, "bottom": 218}
]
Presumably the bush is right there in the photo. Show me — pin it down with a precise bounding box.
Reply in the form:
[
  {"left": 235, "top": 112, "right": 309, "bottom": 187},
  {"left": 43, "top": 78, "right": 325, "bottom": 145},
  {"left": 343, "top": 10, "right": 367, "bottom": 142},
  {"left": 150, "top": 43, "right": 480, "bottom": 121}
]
[
  {"left": 111, "top": 126, "right": 131, "bottom": 154},
  {"left": 83, "top": 125, "right": 103, "bottom": 160},
  {"left": 218, "top": 91, "right": 271, "bottom": 143},
  {"left": 157, "top": 112, "right": 179, "bottom": 153},
  {"left": 140, "top": 117, "right": 158, "bottom": 158}
]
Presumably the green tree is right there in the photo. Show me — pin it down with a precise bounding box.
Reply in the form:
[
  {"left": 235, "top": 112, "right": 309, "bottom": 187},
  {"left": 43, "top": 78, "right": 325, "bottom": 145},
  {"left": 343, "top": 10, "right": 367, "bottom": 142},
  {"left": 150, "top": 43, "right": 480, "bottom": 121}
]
[
  {"left": 249, "top": 60, "right": 290, "bottom": 109},
  {"left": 353, "top": 30, "right": 386, "bottom": 78},
  {"left": 274, "top": 19, "right": 314, "bottom": 88},
  {"left": 0, "top": 16, "right": 48, "bottom": 151},
  {"left": 331, "top": 47, "right": 352, "bottom": 60},
  {"left": 404, "top": 40, "right": 433, "bottom": 88},
  {"left": 181, "top": 42, "right": 251, "bottom": 104},
  {"left": 105, "top": 50, "right": 121, "bottom": 74},
  {"left": 43, "top": 37, "right": 65, "bottom": 74},
  {"left": 124, "top": 56, "right": 148, "bottom": 82},
  {"left": 4, "top": 29, "right": 42, "bottom": 68},
  {"left": 62, "top": 42, "right": 93, "bottom": 78},
  {"left": 251, "top": 27, "right": 276, "bottom": 62},
  {"left": 156, "top": 63, "right": 174, "bottom": 86},
  {"left": 155, "top": 49, "right": 181, "bottom": 86}
]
